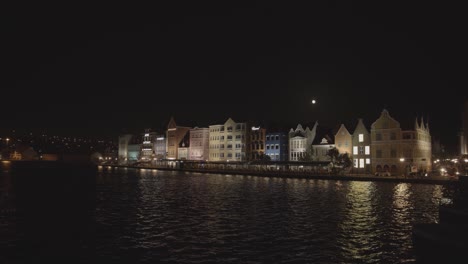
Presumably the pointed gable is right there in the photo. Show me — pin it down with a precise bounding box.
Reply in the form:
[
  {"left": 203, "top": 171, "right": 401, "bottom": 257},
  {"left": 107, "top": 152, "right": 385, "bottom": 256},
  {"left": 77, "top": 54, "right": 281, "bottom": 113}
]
[
  {"left": 354, "top": 118, "right": 369, "bottom": 135},
  {"left": 224, "top": 117, "right": 236, "bottom": 126},
  {"left": 420, "top": 117, "right": 425, "bottom": 130},
  {"left": 167, "top": 116, "right": 177, "bottom": 130},
  {"left": 335, "top": 124, "right": 351, "bottom": 138},
  {"left": 371, "top": 109, "right": 400, "bottom": 130},
  {"left": 414, "top": 117, "right": 420, "bottom": 130}
]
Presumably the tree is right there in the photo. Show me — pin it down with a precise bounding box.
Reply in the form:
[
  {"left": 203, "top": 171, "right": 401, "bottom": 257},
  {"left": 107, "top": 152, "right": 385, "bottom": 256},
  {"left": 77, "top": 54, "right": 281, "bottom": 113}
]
[
  {"left": 299, "top": 147, "right": 314, "bottom": 162},
  {"left": 326, "top": 147, "right": 340, "bottom": 164},
  {"left": 338, "top": 153, "right": 352, "bottom": 169}
]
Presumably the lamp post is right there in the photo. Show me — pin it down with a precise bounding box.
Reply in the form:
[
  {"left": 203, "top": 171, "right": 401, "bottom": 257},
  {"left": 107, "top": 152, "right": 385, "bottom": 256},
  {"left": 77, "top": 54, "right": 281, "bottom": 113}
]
[{"left": 400, "top": 158, "right": 407, "bottom": 178}]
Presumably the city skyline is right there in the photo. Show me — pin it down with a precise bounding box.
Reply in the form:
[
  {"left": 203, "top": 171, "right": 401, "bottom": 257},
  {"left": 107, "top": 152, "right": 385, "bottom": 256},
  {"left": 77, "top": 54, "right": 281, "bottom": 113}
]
[{"left": 5, "top": 2, "right": 466, "bottom": 152}]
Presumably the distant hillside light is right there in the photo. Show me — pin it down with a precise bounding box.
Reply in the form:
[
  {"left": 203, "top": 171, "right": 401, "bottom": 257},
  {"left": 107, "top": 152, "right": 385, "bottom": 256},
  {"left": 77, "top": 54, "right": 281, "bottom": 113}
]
[{"left": 312, "top": 99, "right": 316, "bottom": 104}]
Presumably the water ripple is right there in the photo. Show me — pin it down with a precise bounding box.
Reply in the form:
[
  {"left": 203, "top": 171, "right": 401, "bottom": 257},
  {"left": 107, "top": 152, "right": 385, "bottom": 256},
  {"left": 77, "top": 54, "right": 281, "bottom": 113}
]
[{"left": 1, "top": 168, "right": 455, "bottom": 263}]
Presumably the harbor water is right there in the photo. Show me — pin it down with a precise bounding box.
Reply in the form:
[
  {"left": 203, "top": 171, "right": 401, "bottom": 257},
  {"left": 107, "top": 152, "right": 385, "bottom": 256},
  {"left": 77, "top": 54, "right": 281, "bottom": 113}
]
[{"left": 0, "top": 164, "right": 456, "bottom": 263}]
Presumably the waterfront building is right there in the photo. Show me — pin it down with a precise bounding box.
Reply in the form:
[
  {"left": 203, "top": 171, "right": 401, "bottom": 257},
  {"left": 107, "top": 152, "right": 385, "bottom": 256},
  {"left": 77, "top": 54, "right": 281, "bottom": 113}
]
[
  {"left": 166, "top": 117, "right": 191, "bottom": 160},
  {"left": 177, "top": 131, "right": 190, "bottom": 160},
  {"left": 265, "top": 131, "right": 288, "bottom": 161},
  {"left": 141, "top": 129, "right": 157, "bottom": 161},
  {"left": 154, "top": 134, "right": 167, "bottom": 160},
  {"left": 370, "top": 109, "right": 432, "bottom": 175},
  {"left": 311, "top": 129, "right": 335, "bottom": 162},
  {"left": 351, "top": 118, "right": 372, "bottom": 173},
  {"left": 208, "top": 118, "right": 248, "bottom": 162},
  {"left": 117, "top": 134, "right": 141, "bottom": 163},
  {"left": 334, "top": 124, "right": 352, "bottom": 155},
  {"left": 189, "top": 127, "right": 209, "bottom": 160},
  {"left": 288, "top": 122, "right": 317, "bottom": 161},
  {"left": 118, "top": 134, "right": 133, "bottom": 164},
  {"left": 248, "top": 126, "right": 266, "bottom": 161}
]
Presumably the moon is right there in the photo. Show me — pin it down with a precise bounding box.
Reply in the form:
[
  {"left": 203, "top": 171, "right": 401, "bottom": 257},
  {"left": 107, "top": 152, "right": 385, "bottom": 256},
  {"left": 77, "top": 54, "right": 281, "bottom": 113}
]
[{"left": 312, "top": 99, "right": 316, "bottom": 104}]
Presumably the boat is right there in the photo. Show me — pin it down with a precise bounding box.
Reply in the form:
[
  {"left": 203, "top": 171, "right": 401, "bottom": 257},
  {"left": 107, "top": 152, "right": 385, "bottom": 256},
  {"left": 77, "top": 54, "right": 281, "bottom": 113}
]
[{"left": 412, "top": 175, "right": 468, "bottom": 263}]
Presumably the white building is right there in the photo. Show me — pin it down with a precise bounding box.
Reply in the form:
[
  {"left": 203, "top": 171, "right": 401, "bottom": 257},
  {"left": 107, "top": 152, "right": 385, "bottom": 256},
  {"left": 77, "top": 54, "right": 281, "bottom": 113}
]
[{"left": 288, "top": 122, "right": 317, "bottom": 161}]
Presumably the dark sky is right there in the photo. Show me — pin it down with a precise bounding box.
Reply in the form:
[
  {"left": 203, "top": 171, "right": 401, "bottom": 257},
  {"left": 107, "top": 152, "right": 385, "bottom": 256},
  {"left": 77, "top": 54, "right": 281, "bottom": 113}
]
[{"left": 4, "top": 2, "right": 467, "bottom": 151}]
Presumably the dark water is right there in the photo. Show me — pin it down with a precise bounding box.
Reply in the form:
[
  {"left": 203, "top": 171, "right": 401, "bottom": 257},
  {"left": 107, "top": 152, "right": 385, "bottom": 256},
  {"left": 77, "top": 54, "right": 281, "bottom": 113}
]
[{"left": 0, "top": 165, "right": 456, "bottom": 263}]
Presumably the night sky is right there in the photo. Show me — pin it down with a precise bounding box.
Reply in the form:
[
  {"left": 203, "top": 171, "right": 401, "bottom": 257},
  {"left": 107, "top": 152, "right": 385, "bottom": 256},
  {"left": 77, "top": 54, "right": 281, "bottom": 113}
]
[{"left": 4, "top": 2, "right": 467, "bottom": 152}]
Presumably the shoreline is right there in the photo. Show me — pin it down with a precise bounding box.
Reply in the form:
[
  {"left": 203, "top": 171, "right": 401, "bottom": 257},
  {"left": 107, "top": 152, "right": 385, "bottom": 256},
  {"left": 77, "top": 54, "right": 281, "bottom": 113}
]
[{"left": 105, "top": 164, "right": 459, "bottom": 186}]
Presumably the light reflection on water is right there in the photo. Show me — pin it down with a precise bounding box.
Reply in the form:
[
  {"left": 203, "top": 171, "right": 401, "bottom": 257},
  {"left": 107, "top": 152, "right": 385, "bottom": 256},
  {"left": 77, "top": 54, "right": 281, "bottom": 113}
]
[{"left": 0, "top": 167, "right": 455, "bottom": 263}]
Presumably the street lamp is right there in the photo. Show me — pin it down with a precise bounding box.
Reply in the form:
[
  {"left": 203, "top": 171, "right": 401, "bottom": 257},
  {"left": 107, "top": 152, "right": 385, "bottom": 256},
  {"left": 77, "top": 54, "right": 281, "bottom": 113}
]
[{"left": 400, "top": 158, "right": 408, "bottom": 177}]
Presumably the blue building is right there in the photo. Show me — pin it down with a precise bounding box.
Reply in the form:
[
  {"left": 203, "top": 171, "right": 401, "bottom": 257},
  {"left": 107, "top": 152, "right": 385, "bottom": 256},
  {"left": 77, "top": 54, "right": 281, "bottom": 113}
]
[{"left": 265, "top": 132, "right": 288, "bottom": 161}]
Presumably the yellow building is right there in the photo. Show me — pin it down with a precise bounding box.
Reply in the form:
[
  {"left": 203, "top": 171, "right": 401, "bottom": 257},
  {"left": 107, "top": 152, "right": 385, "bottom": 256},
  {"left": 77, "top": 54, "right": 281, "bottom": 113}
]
[
  {"left": 208, "top": 118, "right": 248, "bottom": 162},
  {"left": 370, "top": 109, "right": 432, "bottom": 175},
  {"left": 334, "top": 124, "right": 352, "bottom": 156}
]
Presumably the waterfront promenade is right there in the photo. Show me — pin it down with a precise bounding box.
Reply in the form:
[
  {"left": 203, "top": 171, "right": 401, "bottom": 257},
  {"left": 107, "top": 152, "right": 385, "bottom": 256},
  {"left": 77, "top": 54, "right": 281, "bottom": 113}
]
[{"left": 106, "top": 164, "right": 458, "bottom": 185}]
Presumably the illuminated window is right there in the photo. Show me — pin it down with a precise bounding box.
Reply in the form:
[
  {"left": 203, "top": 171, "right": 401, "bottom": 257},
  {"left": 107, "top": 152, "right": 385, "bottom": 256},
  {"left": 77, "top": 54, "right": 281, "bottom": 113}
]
[
  {"left": 353, "top": 146, "right": 358, "bottom": 155},
  {"left": 359, "top": 134, "right": 364, "bottom": 142},
  {"left": 354, "top": 159, "right": 358, "bottom": 168},
  {"left": 366, "top": 158, "right": 371, "bottom": 164},
  {"left": 365, "top": 146, "right": 370, "bottom": 155},
  {"left": 359, "top": 159, "right": 364, "bottom": 168}
]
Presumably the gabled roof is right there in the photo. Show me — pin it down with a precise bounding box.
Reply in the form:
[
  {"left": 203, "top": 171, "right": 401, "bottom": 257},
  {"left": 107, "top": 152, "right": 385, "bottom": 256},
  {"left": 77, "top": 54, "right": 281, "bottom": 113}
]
[{"left": 312, "top": 125, "right": 335, "bottom": 145}]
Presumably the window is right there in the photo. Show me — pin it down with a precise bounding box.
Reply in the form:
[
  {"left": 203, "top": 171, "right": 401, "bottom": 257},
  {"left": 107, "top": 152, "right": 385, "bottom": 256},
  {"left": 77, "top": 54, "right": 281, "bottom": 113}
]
[
  {"left": 359, "top": 159, "right": 364, "bottom": 168},
  {"left": 359, "top": 134, "right": 364, "bottom": 142},
  {"left": 276, "top": 135, "right": 279, "bottom": 140},
  {"left": 275, "top": 144, "right": 279, "bottom": 149},
  {"left": 266, "top": 136, "right": 270, "bottom": 140},
  {"left": 359, "top": 146, "right": 364, "bottom": 155},
  {"left": 365, "top": 146, "right": 370, "bottom": 155},
  {"left": 227, "top": 135, "right": 232, "bottom": 140},
  {"left": 376, "top": 133, "right": 382, "bottom": 141},
  {"left": 366, "top": 158, "right": 371, "bottom": 164},
  {"left": 227, "top": 153, "right": 232, "bottom": 157},
  {"left": 266, "top": 145, "right": 270, "bottom": 150},
  {"left": 354, "top": 159, "right": 358, "bottom": 168},
  {"left": 353, "top": 146, "right": 358, "bottom": 155}
]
